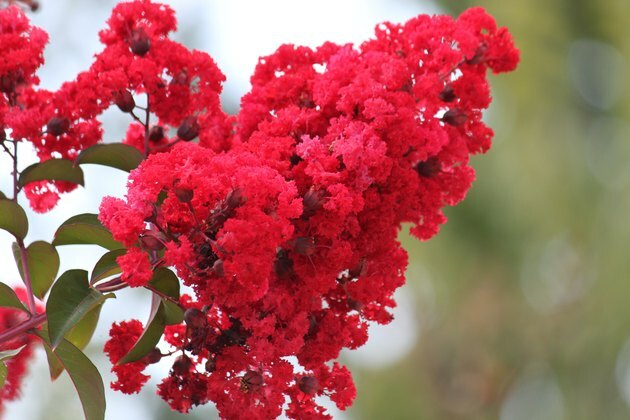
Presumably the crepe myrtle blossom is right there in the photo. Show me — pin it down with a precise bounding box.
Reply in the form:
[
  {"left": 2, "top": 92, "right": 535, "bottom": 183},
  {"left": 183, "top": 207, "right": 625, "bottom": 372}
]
[{"left": 0, "top": 1, "right": 518, "bottom": 418}]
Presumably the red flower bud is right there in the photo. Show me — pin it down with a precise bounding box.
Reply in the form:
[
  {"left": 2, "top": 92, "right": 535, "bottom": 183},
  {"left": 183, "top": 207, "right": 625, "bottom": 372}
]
[
  {"left": 439, "top": 85, "right": 456, "bottom": 102},
  {"left": 174, "top": 187, "right": 193, "bottom": 203},
  {"left": 177, "top": 116, "right": 200, "bottom": 141},
  {"left": 46, "top": 117, "right": 70, "bottom": 136},
  {"left": 172, "top": 355, "right": 192, "bottom": 376},
  {"left": 129, "top": 28, "right": 151, "bottom": 56},
  {"left": 241, "top": 370, "right": 264, "bottom": 392},
  {"left": 205, "top": 357, "right": 216, "bottom": 373},
  {"left": 212, "top": 259, "right": 224, "bottom": 277},
  {"left": 148, "top": 126, "right": 164, "bottom": 142},
  {"left": 294, "top": 236, "right": 316, "bottom": 256},
  {"left": 298, "top": 376, "right": 319, "bottom": 396},
  {"left": 113, "top": 90, "right": 135, "bottom": 113},
  {"left": 467, "top": 43, "right": 488, "bottom": 65},
  {"left": 441, "top": 109, "right": 467, "bottom": 126},
  {"left": 144, "top": 348, "right": 162, "bottom": 364},
  {"left": 184, "top": 308, "right": 208, "bottom": 329},
  {"left": 139, "top": 233, "right": 164, "bottom": 250},
  {"left": 301, "top": 189, "right": 325, "bottom": 219},
  {"left": 415, "top": 156, "right": 441, "bottom": 178}
]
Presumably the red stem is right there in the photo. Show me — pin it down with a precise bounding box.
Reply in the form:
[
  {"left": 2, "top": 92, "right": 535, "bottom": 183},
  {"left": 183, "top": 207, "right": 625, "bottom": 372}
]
[{"left": 0, "top": 313, "right": 46, "bottom": 344}]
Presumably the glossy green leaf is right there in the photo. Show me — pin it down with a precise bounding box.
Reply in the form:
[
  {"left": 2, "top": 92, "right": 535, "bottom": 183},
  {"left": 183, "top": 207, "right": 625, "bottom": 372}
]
[
  {"left": 47, "top": 305, "right": 104, "bottom": 380},
  {"left": 0, "top": 362, "right": 6, "bottom": 389},
  {"left": 90, "top": 249, "right": 125, "bottom": 285},
  {"left": 19, "top": 159, "right": 84, "bottom": 187},
  {"left": 162, "top": 300, "right": 184, "bottom": 325},
  {"left": 118, "top": 294, "right": 165, "bottom": 365},
  {"left": 0, "top": 282, "right": 27, "bottom": 311},
  {"left": 147, "top": 268, "right": 183, "bottom": 325},
  {"left": 46, "top": 270, "right": 111, "bottom": 348},
  {"left": 0, "top": 199, "right": 28, "bottom": 240},
  {"left": 12, "top": 241, "right": 60, "bottom": 299},
  {"left": 0, "top": 345, "right": 26, "bottom": 361},
  {"left": 76, "top": 143, "right": 143, "bottom": 172},
  {"left": 37, "top": 331, "right": 106, "bottom": 420},
  {"left": 52, "top": 214, "right": 122, "bottom": 250},
  {"left": 147, "top": 267, "right": 180, "bottom": 299}
]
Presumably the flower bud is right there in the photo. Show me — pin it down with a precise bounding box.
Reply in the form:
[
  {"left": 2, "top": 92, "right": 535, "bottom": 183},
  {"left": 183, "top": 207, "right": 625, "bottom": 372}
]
[
  {"left": 174, "top": 187, "right": 193, "bottom": 203},
  {"left": 113, "top": 90, "right": 135, "bottom": 113},
  {"left": 298, "top": 376, "right": 319, "bottom": 396},
  {"left": 439, "top": 85, "right": 456, "bottom": 102},
  {"left": 241, "top": 370, "right": 264, "bottom": 392},
  {"left": 415, "top": 156, "right": 441, "bottom": 178},
  {"left": 148, "top": 126, "right": 164, "bottom": 142},
  {"left": 467, "top": 43, "right": 488, "bottom": 65},
  {"left": 46, "top": 117, "right": 70, "bottom": 136},
  {"left": 294, "top": 236, "right": 316, "bottom": 256},
  {"left": 144, "top": 348, "right": 162, "bottom": 364},
  {"left": 301, "top": 189, "right": 324, "bottom": 219},
  {"left": 177, "top": 116, "right": 200, "bottom": 141},
  {"left": 129, "top": 28, "right": 151, "bottom": 56},
  {"left": 29, "top": 1, "right": 40, "bottom": 11},
  {"left": 205, "top": 357, "right": 216, "bottom": 373},
  {"left": 139, "top": 233, "right": 164, "bottom": 251},
  {"left": 441, "top": 109, "right": 467, "bottom": 126},
  {"left": 184, "top": 308, "right": 208, "bottom": 329},
  {"left": 212, "top": 259, "right": 225, "bottom": 277},
  {"left": 172, "top": 355, "right": 192, "bottom": 376}
]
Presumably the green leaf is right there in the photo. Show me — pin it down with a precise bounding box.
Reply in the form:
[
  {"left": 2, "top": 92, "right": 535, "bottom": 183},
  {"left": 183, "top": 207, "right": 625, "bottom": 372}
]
[
  {"left": 0, "top": 362, "right": 6, "bottom": 389},
  {"left": 0, "top": 199, "right": 28, "bottom": 240},
  {"left": 0, "top": 345, "right": 27, "bottom": 361},
  {"left": 0, "top": 282, "right": 27, "bottom": 311},
  {"left": 12, "top": 241, "right": 60, "bottom": 299},
  {"left": 90, "top": 249, "right": 125, "bottom": 285},
  {"left": 147, "top": 268, "right": 180, "bottom": 299},
  {"left": 19, "top": 159, "right": 84, "bottom": 187},
  {"left": 37, "top": 331, "right": 106, "bottom": 420},
  {"left": 0, "top": 191, "right": 6, "bottom": 199},
  {"left": 118, "top": 294, "right": 165, "bottom": 365},
  {"left": 52, "top": 214, "right": 122, "bottom": 250},
  {"left": 76, "top": 143, "right": 143, "bottom": 172},
  {"left": 46, "top": 270, "right": 111, "bottom": 348},
  {"left": 47, "top": 305, "right": 104, "bottom": 380},
  {"left": 147, "top": 268, "right": 183, "bottom": 325}
]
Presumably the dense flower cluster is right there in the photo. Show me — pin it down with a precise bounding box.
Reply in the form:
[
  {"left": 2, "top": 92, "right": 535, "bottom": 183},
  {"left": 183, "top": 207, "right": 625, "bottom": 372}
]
[
  {"left": 0, "top": 1, "right": 518, "bottom": 418},
  {"left": 0, "top": 289, "right": 40, "bottom": 416},
  {"left": 95, "top": 2, "right": 518, "bottom": 419}
]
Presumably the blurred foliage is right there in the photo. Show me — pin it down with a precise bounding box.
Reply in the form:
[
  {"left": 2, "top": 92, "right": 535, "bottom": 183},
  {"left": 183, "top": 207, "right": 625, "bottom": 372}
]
[{"left": 349, "top": 0, "right": 630, "bottom": 419}]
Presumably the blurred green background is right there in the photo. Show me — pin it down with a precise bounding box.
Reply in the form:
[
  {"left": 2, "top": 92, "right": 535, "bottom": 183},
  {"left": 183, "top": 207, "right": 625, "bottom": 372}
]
[{"left": 4, "top": 0, "right": 630, "bottom": 419}]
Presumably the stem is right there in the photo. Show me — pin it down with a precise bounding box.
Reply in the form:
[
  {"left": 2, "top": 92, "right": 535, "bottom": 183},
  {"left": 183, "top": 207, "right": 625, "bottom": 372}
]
[
  {"left": 0, "top": 277, "right": 130, "bottom": 346},
  {"left": 143, "top": 93, "right": 151, "bottom": 157},
  {"left": 16, "top": 238, "right": 37, "bottom": 314},
  {"left": 12, "top": 140, "right": 18, "bottom": 201},
  {"left": 0, "top": 313, "right": 46, "bottom": 344}
]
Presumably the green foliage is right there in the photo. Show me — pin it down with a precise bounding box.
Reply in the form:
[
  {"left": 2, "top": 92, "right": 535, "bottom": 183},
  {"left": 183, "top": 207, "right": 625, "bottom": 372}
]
[
  {"left": 0, "top": 282, "right": 27, "bottom": 311},
  {"left": 0, "top": 199, "right": 28, "bottom": 240},
  {"left": 18, "top": 159, "right": 85, "bottom": 187},
  {"left": 90, "top": 249, "right": 125, "bottom": 285},
  {"left": 12, "top": 240, "right": 60, "bottom": 299},
  {"left": 46, "top": 269, "right": 113, "bottom": 348},
  {"left": 76, "top": 143, "right": 143, "bottom": 172},
  {"left": 52, "top": 214, "right": 122, "bottom": 250}
]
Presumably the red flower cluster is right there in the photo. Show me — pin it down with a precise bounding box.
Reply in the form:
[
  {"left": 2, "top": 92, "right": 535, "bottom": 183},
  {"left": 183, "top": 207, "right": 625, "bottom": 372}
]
[
  {"left": 0, "top": 289, "right": 40, "bottom": 415},
  {"left": 94, "top": 2, "right": 518, "bottom": 419},
  {"left": 1, "top": 1, "right": 518, "bottom": 417}
]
